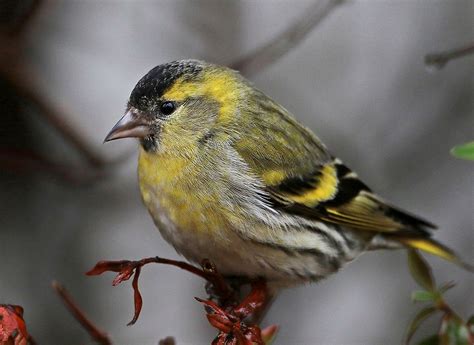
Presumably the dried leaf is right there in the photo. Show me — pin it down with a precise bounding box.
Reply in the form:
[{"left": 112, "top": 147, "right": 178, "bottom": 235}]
[
  {"left": 0, "top": 305, "right": 29, "bottom": 344},
  {"left": 234, "top": 329, "right": 253, "bottom": 345},
  {"left": 195, "top": 298, "right": 229, "bottom": 317},
  {"left": 86, "top": 259, "right": 147, "bottom": 325},
  {"left": 207, "top": 314, "right": 234, "bottom": 333},
  {"left": 86, "top": 260, "right": 133, "bottom": 275},
  {"left": 112, "top": 267, "right": 134, "bottom": 286},
  {"left": 197, "top": 294, "right": 265, "bottom": 345},
  {"left": 127, "top": 267, "right": 143, "bottom": 326},
  {"left": 212, "top": 333, "right": 229, "bottom": 345},
  {"left": 408, "top": 250, "right": 435, "bottom": 291},
  {"left": 234, "top": 280, "right": 267, "bottom": 318},
  {"left": 246, "top": 325, "right": 265, "bottom": 345},
  {"left": 405, "top": 306, "right": 437, "bottom": 344},
  {"left": 451, "top": 141, "right": 474, "bottom": 161}
]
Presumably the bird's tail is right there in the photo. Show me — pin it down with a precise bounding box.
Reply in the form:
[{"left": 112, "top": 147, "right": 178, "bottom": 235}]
[{"left": 395, "top": 236, "right": 474, "bottom": 272}]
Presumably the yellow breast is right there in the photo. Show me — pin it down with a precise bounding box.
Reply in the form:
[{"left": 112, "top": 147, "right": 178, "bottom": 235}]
[{"left": 137, "top": 147, "right": 229, "bottom": 235}]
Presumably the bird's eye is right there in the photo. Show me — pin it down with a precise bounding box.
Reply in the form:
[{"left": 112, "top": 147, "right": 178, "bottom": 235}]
[{"left": 160, "top": 101, "right": 176, "bottom": 115}]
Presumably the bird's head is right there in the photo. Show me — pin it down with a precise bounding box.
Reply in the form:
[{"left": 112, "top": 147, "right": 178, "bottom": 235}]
[{"left": 104, "top": 60, "right": 248, "bottom": 153}]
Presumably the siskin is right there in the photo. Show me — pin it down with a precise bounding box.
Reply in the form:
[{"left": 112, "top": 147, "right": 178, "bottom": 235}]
[{"left": 105, "top": 60, "right": 472, "bottom": 289}]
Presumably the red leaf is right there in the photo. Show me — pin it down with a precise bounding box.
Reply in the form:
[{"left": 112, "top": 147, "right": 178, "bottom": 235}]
[
  {"left": 86, "top": 260, "right": 133, "bottom": 275},
  {"left": 112, "top": 267, "right": 135, "bottom": 286},
  {"left": 234, "top": 329, "right": 252, "bottom": 345},
  {"left": 195, "top": 298, "right": 230, "bottom": 318},
  {"left": 212, "top": 333, "right": 230, "bottom": 345},
  {"left": 234, "top": 280, "right": 267, "bottom": 318},
  {"left": 245, "top": 325, "right": 264, "bottom": 345},
  {"left": 206, "top": 314, "right": 233, "bottom": 333},
  {"left": 0, "top": 305, "right": 29, "bottom": 344},
  {"left": 127, "top": 267, "right": 143, "bottom": 326}
]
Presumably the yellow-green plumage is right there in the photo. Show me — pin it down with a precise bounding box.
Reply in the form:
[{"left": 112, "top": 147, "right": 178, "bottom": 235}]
[{"left": 106, "top": 59, "right": 472, "bottom": 288}]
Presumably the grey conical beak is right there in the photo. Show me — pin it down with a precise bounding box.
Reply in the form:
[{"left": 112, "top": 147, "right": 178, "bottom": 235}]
[{"left": 104, "top": 111, "right": 151, "bottom": 142}]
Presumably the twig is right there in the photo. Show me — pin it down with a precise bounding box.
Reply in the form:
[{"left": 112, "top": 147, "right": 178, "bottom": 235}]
[
  {"left": 0, "top": 58, "right": 134, "bottom": 180},
  {"left": 87, "top": 256, "right": 275, "bottom": 343},
  {"left": 0, "top": 148, "right": 106, "bottom": 184},
  {"left": 0, "top": 63, "right": 107, "bottom": 169},
  {"left": 425, "top": 42, "right": 474, "bottom": 70},
  {"left": 9, "top": 0, "right": 43, "bottom": 37},
  {"left": 230, "top": 0, "right": 343, "bottom": 75},
  {"left": 86, "top": 257, "right": 236, "bottom": 325},
  {"left": 1, "top": 1, "right": 130, "bottom": 181},
  {"left": 52, "top": 281, "right": 113, "bottom": 345}
]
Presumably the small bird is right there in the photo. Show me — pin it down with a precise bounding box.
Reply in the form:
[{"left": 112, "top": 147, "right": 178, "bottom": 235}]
[{"left": 105, "top": 60, "right": 471, "bottom": 289}]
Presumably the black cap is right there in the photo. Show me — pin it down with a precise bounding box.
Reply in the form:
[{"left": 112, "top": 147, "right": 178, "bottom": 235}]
[{"left": 129, "top": 60, "right": 205, "bottom": 109}]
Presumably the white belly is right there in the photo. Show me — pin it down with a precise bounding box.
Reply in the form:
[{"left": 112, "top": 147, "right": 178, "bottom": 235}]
[{"left": 145, "top": 195, "right": 367, "bottom": 287}]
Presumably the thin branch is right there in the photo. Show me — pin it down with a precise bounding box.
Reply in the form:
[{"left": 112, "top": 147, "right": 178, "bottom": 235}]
[
  {"left": 425, "top": 42, "right": 474, "bottom": 70},
  {"left": 0, "top": 2, "right": 134, "bottom": 182},
  {"left": 52, "top": 281, "right": 113, "bottom": 345},
  {"left": 87, "top": 257, "right": 235, "bottom": 296},
  {"left": 87, "top": 256, "right": 275, "bottom": 343},
  {"left": 0, "top": 62, "right": 108, "bottom": 169},
  {"left": 230, "top": 0, "right": 344, "bottom": 75},
  {"left": 0, "top": 149, "right": 106, "bottom": 185},
  {"left": 9, "top": 0, "right": 43, "bottom": 37},
  {"left": 86, "top": 257, "right": 237, "bottom": 325}
]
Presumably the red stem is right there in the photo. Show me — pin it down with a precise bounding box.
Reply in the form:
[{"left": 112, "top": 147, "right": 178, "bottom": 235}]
[{"left": 52, "top": 281, "right": 113, "bottom": 345}]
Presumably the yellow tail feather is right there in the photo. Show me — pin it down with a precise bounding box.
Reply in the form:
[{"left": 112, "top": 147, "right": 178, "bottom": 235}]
[{"left": 397, "top": 237, "right": 474, "bottom": 272}]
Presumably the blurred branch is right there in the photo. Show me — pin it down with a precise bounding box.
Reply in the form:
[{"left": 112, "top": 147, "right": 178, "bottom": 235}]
[
  {"left": 231, "top": 0, "right": 344, "bottom": 75},
  {"left": 0, "top": 148, "right": 106, "bottom": 184},
  {"left": 425, "top": 42, "right": 474, "bottom": 70},
  {"left": 0, "top": 61, "right": 107, "bottom": 169},
  {"left": 0, "top": 0, "right": 133, "bottom": 184},
  {"left": 9, "top": 0, "right": 43, "bottom": 37},
  {"left": 52, "top": 281, "right": 113, "bottom": 345}
]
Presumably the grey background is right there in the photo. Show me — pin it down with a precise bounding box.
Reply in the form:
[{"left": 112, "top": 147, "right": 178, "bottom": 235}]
[{"left": 1, "top": 0, "right": 473, "bottom": 344}]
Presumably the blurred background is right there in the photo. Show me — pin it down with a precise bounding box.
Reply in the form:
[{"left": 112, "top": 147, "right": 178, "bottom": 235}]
[{"left": 0, "top": 0, "right": 472, "bottom": 344}]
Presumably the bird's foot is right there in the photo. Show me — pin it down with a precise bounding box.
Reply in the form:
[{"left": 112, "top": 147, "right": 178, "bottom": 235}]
[{"left": 201, "top": 259, "right": 239, "bottom": 305}]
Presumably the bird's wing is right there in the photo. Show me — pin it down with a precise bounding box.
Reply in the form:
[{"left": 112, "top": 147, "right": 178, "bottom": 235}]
[
  {"left": 233, "top": 97, "right": 435, "bottom": 235},
  {"left": 265, "top": 158, "right": 436, "bottom": 233},
  {"left": 233, "top": 97, "right": 474, "bottom": 271}
]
